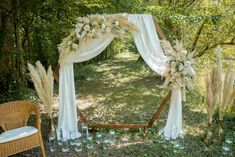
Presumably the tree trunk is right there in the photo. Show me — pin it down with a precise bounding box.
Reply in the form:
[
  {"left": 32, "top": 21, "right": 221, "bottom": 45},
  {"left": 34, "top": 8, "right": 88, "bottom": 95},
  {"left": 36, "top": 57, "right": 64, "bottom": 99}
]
[
  {"left": 13, "top": 0, "right": 26, "bottom": 87},
  {"left": 0, "top": 0, "right": 26, "bottom": 91},
  {"left": 0, "top": 0, "right": 15, "bottom": 91}
]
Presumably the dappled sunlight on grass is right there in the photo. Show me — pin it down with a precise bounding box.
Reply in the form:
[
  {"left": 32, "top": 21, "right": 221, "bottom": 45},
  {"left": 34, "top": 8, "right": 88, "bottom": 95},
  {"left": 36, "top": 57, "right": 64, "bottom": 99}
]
[{"left": 74, "top": 53, "right": 167, "bottom": 124}]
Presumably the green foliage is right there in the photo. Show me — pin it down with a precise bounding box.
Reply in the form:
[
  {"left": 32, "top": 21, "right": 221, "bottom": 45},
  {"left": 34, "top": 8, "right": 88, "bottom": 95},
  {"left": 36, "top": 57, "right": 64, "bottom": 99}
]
[{"left": 0, "top": 0, "right": 234, "bottom": 92}]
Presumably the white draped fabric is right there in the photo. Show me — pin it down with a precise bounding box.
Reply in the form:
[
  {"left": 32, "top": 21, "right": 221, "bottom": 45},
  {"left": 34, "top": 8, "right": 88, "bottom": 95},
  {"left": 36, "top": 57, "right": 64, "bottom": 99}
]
[
  {"left": 128, "top": 15, "right": 168, "bottom": 75},
  {"left": 164, "top": 87, "right": 183, "bottom": 139},
  {"left": 58, "top": 14, "right": 183, "bottom": 139},
  {"left": 58, "top": 35, "right": 115, "bottom": 139}
]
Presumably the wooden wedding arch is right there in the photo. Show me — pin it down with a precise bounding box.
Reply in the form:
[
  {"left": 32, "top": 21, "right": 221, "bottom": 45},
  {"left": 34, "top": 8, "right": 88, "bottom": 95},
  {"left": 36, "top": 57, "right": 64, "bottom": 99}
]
[{"left": 54, "top": 17, "right": 172, "bottom": 132}]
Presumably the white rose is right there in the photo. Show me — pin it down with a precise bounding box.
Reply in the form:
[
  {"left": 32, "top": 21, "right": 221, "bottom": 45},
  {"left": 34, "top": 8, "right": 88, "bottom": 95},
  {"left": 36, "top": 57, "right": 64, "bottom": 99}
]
[
  {"left": 106, "top": 27, "right": 111, "bottom": 33},
  {"left": 122, "top": 13, "right": 128, "bottom": 17},
  {"left": 84, "top": 25, "right": 90, "bottom": 31},
  {"left": 171, "top": 61, "right": 176, "bottom": 67},
  {"left": 187, "top": 67, "right": 195, "bottom": 76},
  {"left": 101, "top": 23, "right": 106, "bottom": 29},
  {"left": 88, "top": 33, "right": 93, "bottom": 37},
  {"left": 171, "top": 67, "right": 176, "bottom": 74},
  {"left": 72, "top": 43, "right": 78, "bottom": 50},
  {"left": 115, "top": 21, "right": 119, "bottom": 26},
  {"left": 67, "top": 41, "right": 72, "bottom": 46},
  {"left": 178, "top": 63, "right": 184, "bottom": 71},
  {"left": 184, "top": 60, "right": 191, "bottom": 67},
  {"left": 76, "top": 33, "right": 81, "bottom": 38},
  {"left": 91, "top": 29, "right": 96, "bottom": 33},
  {"left": 77, "top": 17, "right": 83, "bottom": 22},
  {"left": 182, "top": 70, "right": 187, "bottom": 75},
  {"left": 182, "top": 50, "right": 187, "bottom": 55},
  {"left": 81, "top": 31, "right": 87, "bottom": 38},
  {"left": 84, "top": 18, "right": 90, "bottom": 24},
  {"left": 92, "top": 22, "right": 98, "bottom": 26}
]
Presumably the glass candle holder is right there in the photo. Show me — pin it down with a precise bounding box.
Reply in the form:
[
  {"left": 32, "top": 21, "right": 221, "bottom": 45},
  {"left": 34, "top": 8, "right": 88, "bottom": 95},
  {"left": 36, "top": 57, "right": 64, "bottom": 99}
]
[
  {"left": 82, "top": 123, "right": 89, "bottom": 142},
  {"left": 70, "top": 131, "right": 76, "bottom": 146},
  {"left": 109, "top": 129, "right": 116, "bottom": 146},
  {"left": 56, "top": 128, "right": 63, "bottom": 146},
  {"left": 48, "top": 132, "right": 56, "bottom": 152},
  {"left": 96, "top": 132, "right": 103, "bottom": 145},
  {"left": 74, "top": 137, "right": 82, "bottom": 153},
  {"left": 87, "top": 134, "right": 94, "bottom": 150},
  {"left": 102, "top": 135, "right": 111, "bottom": 150},
  {"left": 61, "top": 139, "right": 69, "bottom": 153}
]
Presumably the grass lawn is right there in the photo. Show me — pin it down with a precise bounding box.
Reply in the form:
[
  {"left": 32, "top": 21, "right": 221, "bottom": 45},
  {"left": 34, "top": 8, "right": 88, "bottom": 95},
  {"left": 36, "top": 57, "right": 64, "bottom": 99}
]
[{"left": 1, "top": 52, "right": 234, "bottom": 157}]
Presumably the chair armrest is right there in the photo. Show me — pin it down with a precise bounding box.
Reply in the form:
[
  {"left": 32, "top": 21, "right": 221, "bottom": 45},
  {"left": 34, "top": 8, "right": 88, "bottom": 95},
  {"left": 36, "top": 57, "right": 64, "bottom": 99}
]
[{"left": 35, "top": 106, "right": 41, "bottom": 131}]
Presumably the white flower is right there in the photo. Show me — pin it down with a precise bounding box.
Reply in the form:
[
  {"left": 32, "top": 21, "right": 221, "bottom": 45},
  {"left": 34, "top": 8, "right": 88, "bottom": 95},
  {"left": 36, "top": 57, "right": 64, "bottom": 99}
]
[
  {"left": 76, "top": 23, "right": 83, "bottom": 28},
  {"left": 81, "top": 31, "right": 87, "bottom": 38},
  {"left": 106, "top": 27, "right": 111, "bottom": 33},
  {"left": 87, "top": 33, "right": 93, "bottom": 37},
  {"left": 76, "top": 33, "right": 81, "bottom": 38},
  {"left": 171, "top": 61, "right": 176, "bottom": 67},
  {"left": 91, "top": 29, "right": 96, "bottom": 33},
  {"left": 72, "top": 43, "right": 78, "bottom": 50},
  {"left": 187, "top": 67, "right": 195, "bottom": 76},
  {"left": 84, "top": 25, "right": 90, "bottom": 31},
  {"left": 178, "top": 53, "right": 186, "bottom": 61},
  {"left": 171, "top": 67, "right": 176, "bottom": 74},
  {"left": 92, "top": 21, "right": 98, "bottom": 26},
  {"left": 67, "top": 41, "right": 72, "bottom": 46},
  {"left": 122, "top": 13, "right": 128, "bottom": 17},
  {"left": 182, "top": 50, "right": 187, "bottom": 55},
  {"left": 178, "top": 63, "right": 184, "bottom": 71},
  {"left": 84, "top": 18, "right": 90, "bottom": 24},
  {"left": 77, "top": 17, "right": 83, "bottom": 22},
  {"left": 101, "top": 23, "right": 106, "bottom": 29},
  {"left": 182, "top": 70, "right": 187, "bottom": 75},
  {"left": 184, "top": 60, "right": 191, "bottom": 67},
  {"left": 115, "top": 21, "right": 119, "bottom": 26}
]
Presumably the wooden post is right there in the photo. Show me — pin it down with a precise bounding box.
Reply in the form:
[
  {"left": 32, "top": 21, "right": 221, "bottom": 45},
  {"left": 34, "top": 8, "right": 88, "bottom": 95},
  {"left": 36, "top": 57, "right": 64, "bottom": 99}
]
[
  {"left": 152, "top": 16, "right": 166, "bottom": 40},
  {"left": 147, "top": 91, "right": 172, "bottom": 127}
]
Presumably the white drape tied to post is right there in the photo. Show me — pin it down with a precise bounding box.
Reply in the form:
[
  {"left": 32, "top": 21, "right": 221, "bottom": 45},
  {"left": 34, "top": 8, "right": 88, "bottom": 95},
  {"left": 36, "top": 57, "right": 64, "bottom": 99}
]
[
  {"left": 58, "top": 14, "right": 184, "bottom": 139},
  {"left": 164, "top": 86, "right": 183, "bottom": 139},
  {"left": 58, "top": 34, "right": 115, "bottom": 139}
]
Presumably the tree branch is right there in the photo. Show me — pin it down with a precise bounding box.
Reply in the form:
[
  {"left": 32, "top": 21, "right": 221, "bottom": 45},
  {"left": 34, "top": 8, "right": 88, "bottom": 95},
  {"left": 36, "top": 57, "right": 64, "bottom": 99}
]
[
  {"left": 195, "top": 41, "right": 235, "bottom": 58},
  {"left": 191, "top": 20, "right": 206, "bottom": 52}
]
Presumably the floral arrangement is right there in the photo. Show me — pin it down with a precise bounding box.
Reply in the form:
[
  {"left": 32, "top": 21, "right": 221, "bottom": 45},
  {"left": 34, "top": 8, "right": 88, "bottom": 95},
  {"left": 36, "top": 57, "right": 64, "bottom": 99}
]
[
  {"left": 161, "top": 40, "right": 196, "bottom": 91},
  {"left": 75, "top": 14, "right": 137, "bottom": 41},
  {"left": 58, "top": 14, "right": 137, "bottom": 63}
]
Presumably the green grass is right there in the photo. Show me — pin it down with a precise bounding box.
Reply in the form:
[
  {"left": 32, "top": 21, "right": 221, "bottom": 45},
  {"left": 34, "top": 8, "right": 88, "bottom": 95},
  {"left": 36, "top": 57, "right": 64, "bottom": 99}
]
[{"left": 1, "top": 52, "right": 234, "bottom": 157}]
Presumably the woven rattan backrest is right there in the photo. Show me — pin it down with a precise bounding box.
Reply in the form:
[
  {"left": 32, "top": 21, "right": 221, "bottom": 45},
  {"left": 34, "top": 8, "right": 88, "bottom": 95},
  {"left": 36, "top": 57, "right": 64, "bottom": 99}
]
[{"left": 0, "top": 101, "right": 36, "bottom": 131}]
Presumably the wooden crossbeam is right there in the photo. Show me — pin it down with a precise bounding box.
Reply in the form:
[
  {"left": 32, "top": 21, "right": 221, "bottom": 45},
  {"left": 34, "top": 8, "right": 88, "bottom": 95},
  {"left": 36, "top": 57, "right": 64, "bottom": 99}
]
[
  {"left": 147, "top": 91, "right": 172, "bottom": 127},
  {"left": 77, "top": 91, "right": 171, "bottom": 131}
]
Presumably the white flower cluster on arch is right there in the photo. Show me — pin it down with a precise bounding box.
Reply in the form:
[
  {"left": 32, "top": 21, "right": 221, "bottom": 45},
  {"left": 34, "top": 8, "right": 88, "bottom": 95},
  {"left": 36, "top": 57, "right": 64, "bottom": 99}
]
[
  {"left": 161, "top": 40, "right": 195, "bottom": 91},
  {"left": 58, "top": 14, "right": 138, "bottom": 65}
]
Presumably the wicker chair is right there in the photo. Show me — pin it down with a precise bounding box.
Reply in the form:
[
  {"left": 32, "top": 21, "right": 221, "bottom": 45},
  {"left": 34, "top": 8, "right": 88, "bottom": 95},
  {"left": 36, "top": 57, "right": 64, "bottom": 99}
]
[{"left": 0, "top": 101, "right": 46, "bottom": 157}]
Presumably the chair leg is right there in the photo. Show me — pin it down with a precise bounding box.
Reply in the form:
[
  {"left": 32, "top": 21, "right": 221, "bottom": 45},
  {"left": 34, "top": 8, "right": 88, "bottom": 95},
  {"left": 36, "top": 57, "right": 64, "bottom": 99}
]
[{"left": 39, "top": 134, "right": 46, "bottom": 157}]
